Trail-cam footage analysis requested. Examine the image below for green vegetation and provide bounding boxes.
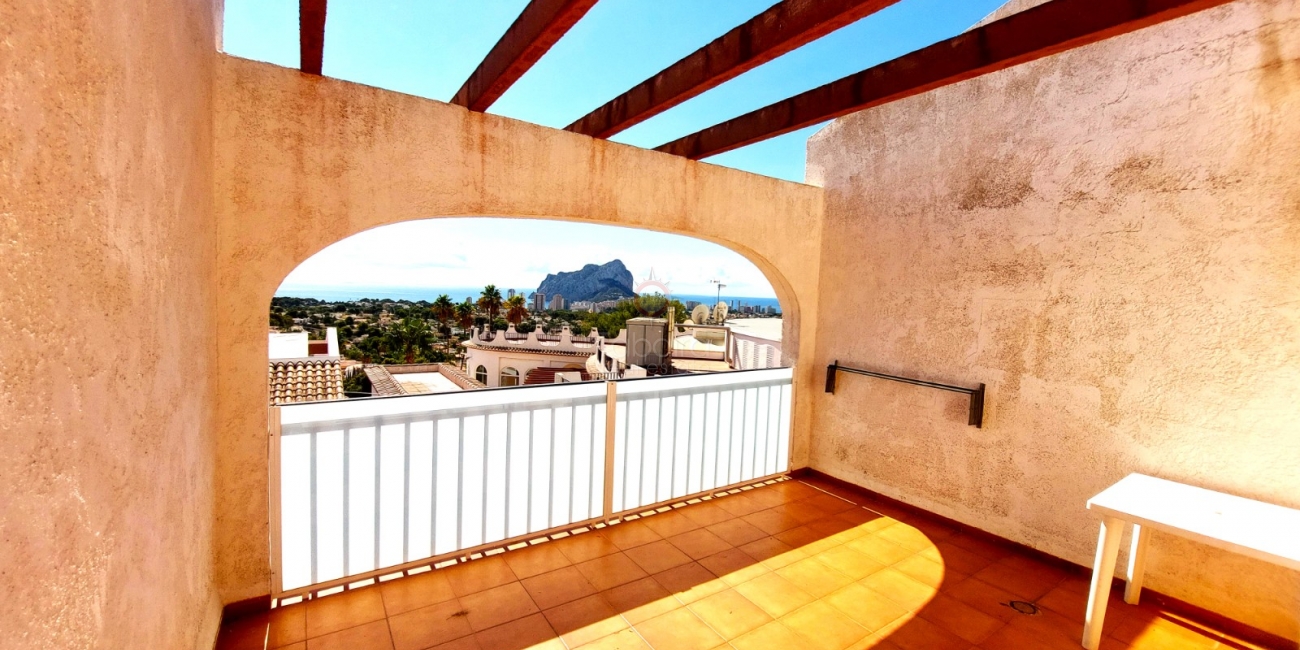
[268,289,692,364]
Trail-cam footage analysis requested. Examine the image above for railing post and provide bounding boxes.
[268,405,283,597]
[603,380,617,523]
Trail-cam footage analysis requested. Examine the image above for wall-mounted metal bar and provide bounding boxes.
[825,360,985,428]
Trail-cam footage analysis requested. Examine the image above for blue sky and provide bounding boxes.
[225,0,1008,298]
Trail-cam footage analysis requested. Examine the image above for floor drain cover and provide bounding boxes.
[1005,600,1041,615]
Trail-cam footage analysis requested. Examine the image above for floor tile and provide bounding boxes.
[920,540,998,576]
[520,565,598,610]
[641,511,702,538]
[914,593,1003,644]
[774,557,854,598]
[822,583,911,633]
[503,543,573,580]
[943,577,1024,624]
[666,528,733,560]
[473,613,564,650]
[781,601,870,650]
[971,558,1063,602]
[576,552,650,591]
[804,494,860,515]
[445,556,518,597]
[542,594,629,647]
[705,518,769,547]
[846,534,917,565]
[458,581,540,632]
[733,572,814,618]
[814,545,887,580]
[697,547,768,586]
[633,607,725,650]
[893,553,956,588]
[379,570,457,616]
[859,568,938,611]
[306,619,392,650]
[388,599,473,650]
[880,615,970,650]
[730,620,809,650]
[602,521,662,550]
[305,588,387,639]
[599,576,679,624]
[624,539,693,574]
[679,502,734,527]
[651,561,728,604]
[742,508,803,535]
[687,588,773,639]
[556,531,621,564]
[738,536,807,569]
[572,627,652,650]
[220,605,308,650]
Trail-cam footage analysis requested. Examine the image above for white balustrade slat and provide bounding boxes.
[274,368,793,594]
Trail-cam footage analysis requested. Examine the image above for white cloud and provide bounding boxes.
[279,218,778,298]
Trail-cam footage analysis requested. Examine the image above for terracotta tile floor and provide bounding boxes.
[216,477,1280,650]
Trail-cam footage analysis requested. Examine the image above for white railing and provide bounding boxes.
[611,371,791,513]
[271,367,794,596]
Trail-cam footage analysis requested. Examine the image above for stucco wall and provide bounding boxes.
[212,56,824,602]
[0,0,220,648]
[807,0,1300,640]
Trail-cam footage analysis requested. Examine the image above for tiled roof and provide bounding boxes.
[364,366,406,397]
[268,358,345,405]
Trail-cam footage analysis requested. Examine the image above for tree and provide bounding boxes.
[478,285,503,323]
[455,299,475,331]
[431,294,455,335]
[390,316,433,364]
[504,294,529,325]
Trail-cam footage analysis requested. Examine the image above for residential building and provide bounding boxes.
[532,291,546,312]
[549,294,565,311]
[267,328,344,405]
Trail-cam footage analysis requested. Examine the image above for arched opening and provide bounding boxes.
[262,216,802,598]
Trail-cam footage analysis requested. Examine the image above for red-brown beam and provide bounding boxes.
[565,0,901,139]
[452,0,600,112]
[656,0,1236,159]
[300,0,327,75]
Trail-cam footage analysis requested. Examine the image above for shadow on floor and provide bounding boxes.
[216,476,1283,650]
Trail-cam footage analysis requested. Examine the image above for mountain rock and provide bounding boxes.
[536,260,635,304]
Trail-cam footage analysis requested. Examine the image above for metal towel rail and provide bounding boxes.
[825,360,985,428]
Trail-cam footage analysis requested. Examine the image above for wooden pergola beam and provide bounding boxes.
[655,0,1236,159]
[453,0,600,112]
[566,0,900,139]
[300,0,327,75]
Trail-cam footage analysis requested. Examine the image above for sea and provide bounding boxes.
[275,286,783,312]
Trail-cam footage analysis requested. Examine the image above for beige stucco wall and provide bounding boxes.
[807,0,1300,640]
[0,0,221,648]
[212,56,824,602]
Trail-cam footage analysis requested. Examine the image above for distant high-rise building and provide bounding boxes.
[533,292,546,312]
[507,288,516,299]
[549,294,565,311]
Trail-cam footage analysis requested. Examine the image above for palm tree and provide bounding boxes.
[455,299,475,331]
[478,285,504,323]
[504,294,529,325]
[390,316,432,364]
[431,294,455,335]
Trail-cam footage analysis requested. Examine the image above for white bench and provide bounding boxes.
[1081,473,1300,649]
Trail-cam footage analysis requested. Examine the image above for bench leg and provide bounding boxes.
[1125,523,1150,605]
[1083,516,1124,650]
